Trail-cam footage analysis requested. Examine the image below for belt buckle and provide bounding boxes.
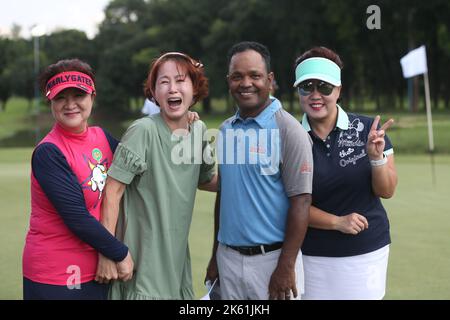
[242,245,265,255]
[260,245,266,255]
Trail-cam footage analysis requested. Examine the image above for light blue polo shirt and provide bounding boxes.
[217,98,313,246]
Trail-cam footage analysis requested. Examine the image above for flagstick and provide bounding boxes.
[423,72,436,186]
[423,72,434,151]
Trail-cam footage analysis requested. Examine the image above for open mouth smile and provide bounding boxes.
[167,97,182,108]
[310,103,324,110]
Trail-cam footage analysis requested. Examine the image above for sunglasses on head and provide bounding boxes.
[297,80,334,96]
[156,52,203,68]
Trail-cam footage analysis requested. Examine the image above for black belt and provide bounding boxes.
[227,242,283,256]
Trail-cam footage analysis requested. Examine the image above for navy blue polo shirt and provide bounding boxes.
[301,105,393,257]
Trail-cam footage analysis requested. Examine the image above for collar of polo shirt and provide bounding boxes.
[301,104,349,132]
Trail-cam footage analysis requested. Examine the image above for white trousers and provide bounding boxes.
[216,243,304,300]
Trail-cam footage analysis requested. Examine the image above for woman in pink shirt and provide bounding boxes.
[22,59,133,300]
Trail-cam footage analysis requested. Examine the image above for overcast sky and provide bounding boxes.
[0,0,111,39]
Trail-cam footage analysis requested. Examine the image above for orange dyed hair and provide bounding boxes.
[144,52,209,106]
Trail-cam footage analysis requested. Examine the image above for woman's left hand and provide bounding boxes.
[117,251,134,282]
[366,115,394,160]
[187,111,200,124]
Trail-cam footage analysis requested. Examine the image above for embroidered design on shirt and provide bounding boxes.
[338,118,365,147]
[300,162,313,174]
[249,145,266,154]
[339,149,367,167]
[339,148,355,158]
[92,148,103,162]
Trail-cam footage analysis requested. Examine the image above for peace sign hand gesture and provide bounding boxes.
[366,115,394,160]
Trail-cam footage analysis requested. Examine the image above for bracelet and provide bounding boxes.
[370,154,387,167]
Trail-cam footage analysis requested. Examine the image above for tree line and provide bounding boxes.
[1,0,450,115]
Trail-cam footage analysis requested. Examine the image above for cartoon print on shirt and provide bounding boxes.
[338,118,365,148]
[89,162,107,194]
[80,148,109,208]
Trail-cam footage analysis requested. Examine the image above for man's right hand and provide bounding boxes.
[204,255,219,284]
[95,253,119,284]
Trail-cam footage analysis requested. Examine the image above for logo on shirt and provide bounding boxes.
[80,148,109,208]
[338,118,365,148]
[337,118,368,167]
[300,162,313,174]
[339,148,355,158]
[92,148,103,162]
[249,145,267,154]
[339,149,367,167]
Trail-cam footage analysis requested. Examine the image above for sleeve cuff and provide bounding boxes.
[108,164,136,185]
[108,143,148,184]
[384,148,394,156]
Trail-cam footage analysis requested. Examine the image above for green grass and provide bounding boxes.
[0,148,32,299]
[383,155,450,299]
[1,148,449,299]
[0,98,33,141]
[2,96,450,154]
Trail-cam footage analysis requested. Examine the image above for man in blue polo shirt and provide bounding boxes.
[205,41,313,300]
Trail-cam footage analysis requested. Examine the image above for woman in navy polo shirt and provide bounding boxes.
[293,47,398,300]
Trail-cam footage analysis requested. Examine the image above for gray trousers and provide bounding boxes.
[216,243,304,300]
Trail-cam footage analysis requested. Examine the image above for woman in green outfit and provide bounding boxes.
[95,52,217,299]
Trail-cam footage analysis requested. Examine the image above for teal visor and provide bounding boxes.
[293,57,341,87]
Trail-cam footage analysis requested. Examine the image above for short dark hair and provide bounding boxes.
[38,59,95,97]
[295,46,344,70]
[227,41,271,73]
